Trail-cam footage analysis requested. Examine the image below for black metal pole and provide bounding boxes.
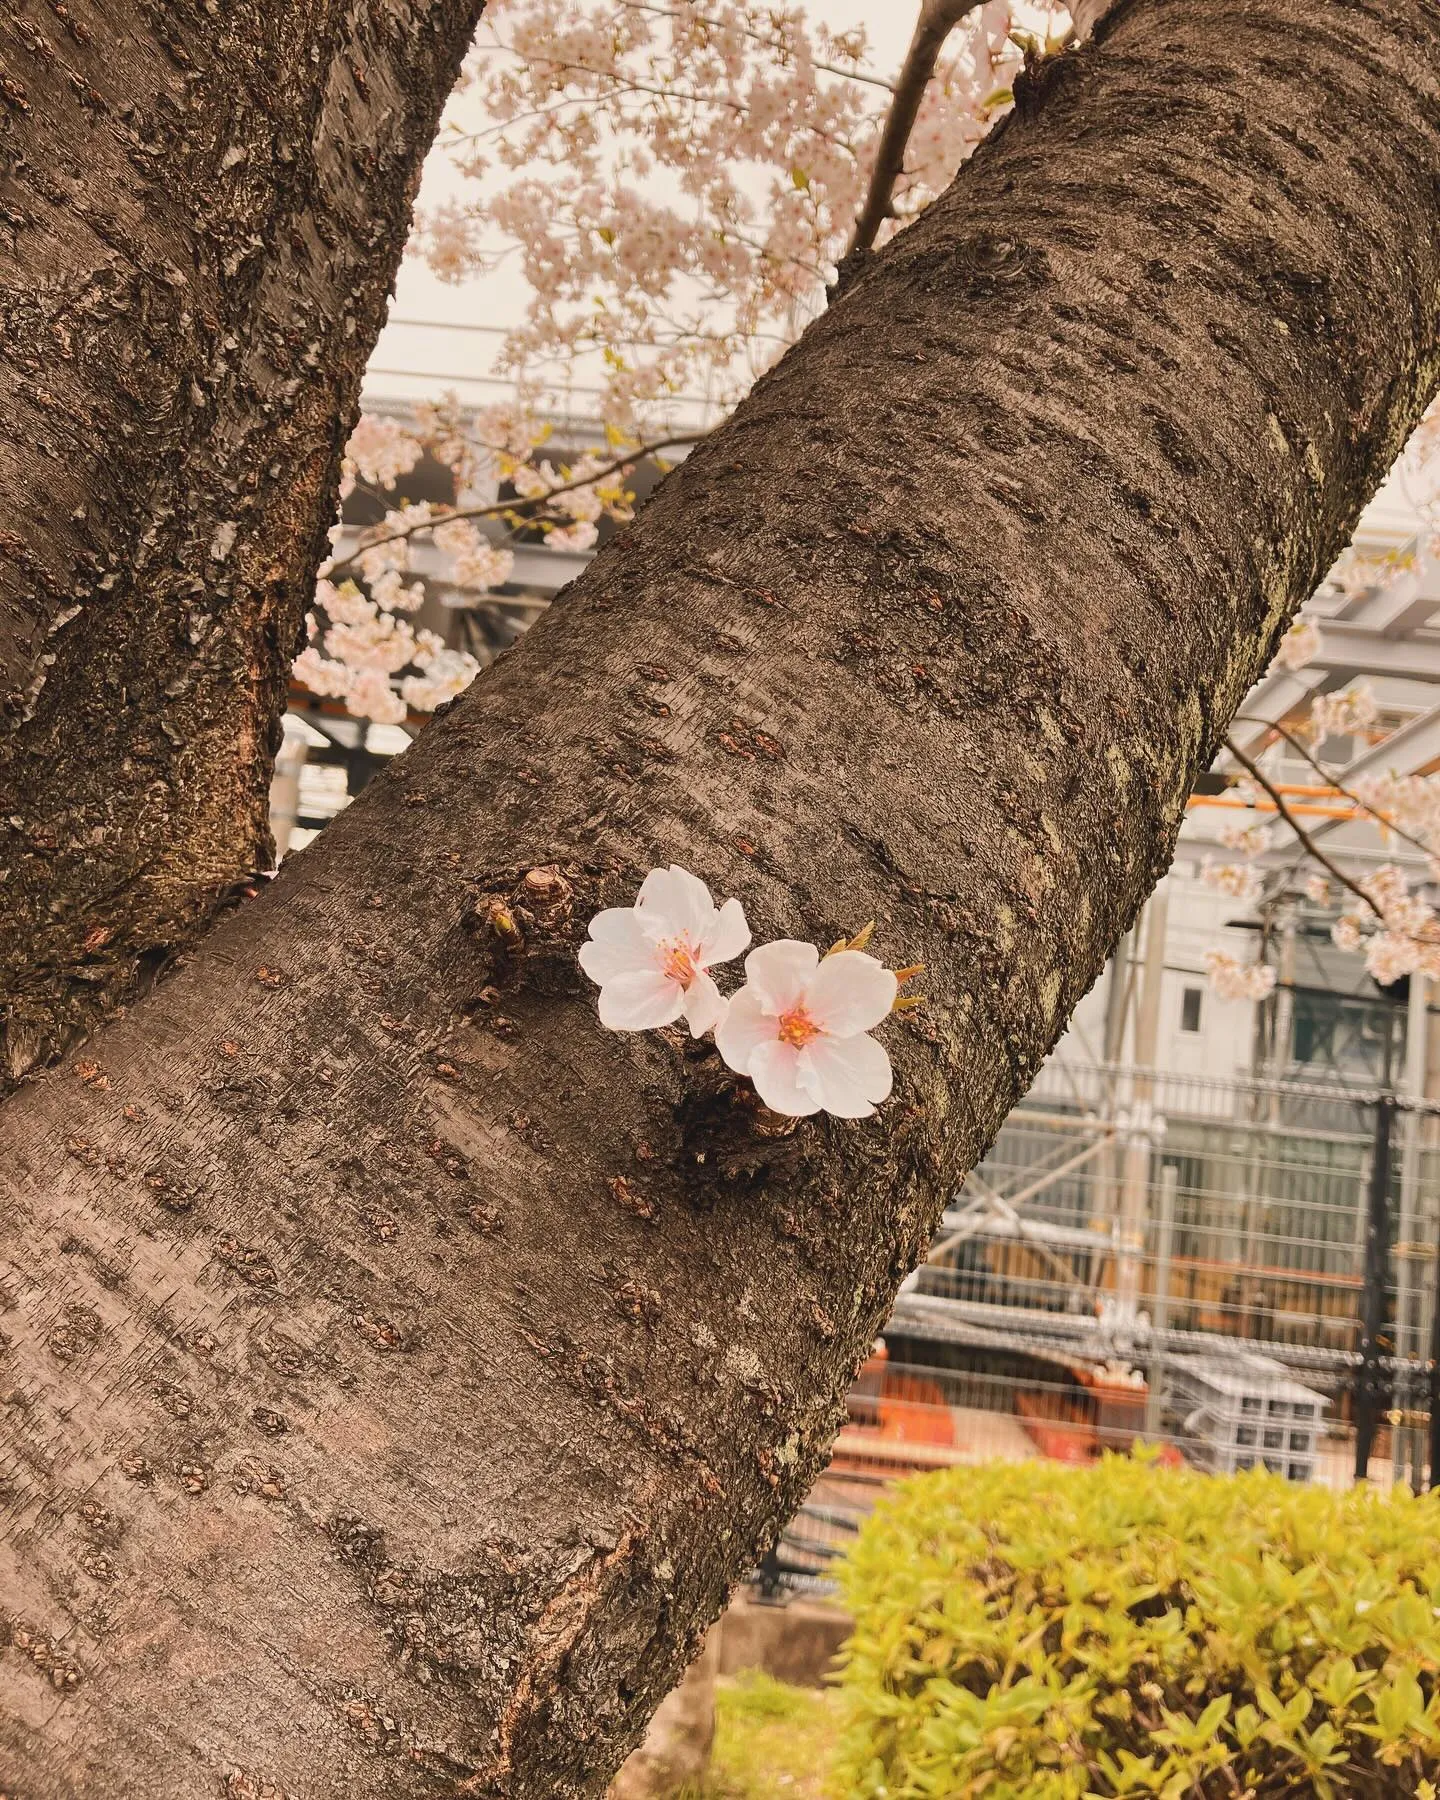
[1426,1189,1440,1493]
[1355,1095,1396,1482]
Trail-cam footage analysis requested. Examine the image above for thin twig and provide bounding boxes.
[846,0,985,257]
[1233,713,1435,859]
[508,57,864,161]
[327,434,704,577]
[619,1,898,92]
[1223,737,1437,943]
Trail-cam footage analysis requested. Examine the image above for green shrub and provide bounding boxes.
[834,1454,1440,1798]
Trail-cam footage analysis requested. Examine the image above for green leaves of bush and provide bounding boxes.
[834,1454,1440,1798]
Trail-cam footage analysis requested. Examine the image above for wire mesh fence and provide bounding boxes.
[917,1063,1398,1346]
[763,1058,1440,1600]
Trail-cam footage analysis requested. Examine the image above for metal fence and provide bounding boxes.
[889,1059,1440,1485]
[763,1060,1440,1600]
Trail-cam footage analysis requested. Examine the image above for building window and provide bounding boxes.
[1180,987,1203,1034]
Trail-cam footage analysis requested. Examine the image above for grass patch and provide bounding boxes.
[687,1670,843,1799]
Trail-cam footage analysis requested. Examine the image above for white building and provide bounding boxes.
[1076,474,1440,1102]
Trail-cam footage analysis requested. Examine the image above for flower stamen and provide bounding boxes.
[776,1005,821,1049]
[659,936,700,987]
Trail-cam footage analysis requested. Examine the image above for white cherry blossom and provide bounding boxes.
[716,940,896,1119]
[1271,616,1322,673]
[1204,950,1277,1002]
[1199,857,1264,906]
[580,865,749,1036]
[1217,817,1273,857]
[344,413,423,490]
[1310,681,1377,741]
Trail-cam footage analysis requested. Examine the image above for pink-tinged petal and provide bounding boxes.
[597,971,684,1031]
[749,1039,822,1117]
[635,865,712,941]
[699,895,750,967]
[681,970,725,1038]
[633,868,684,940]
[665,864,717,936]
[794,1048,825,1106]
[805,1032,892,1118]
[743,939,819,1015]
[587,906,650,946]
[804,951,898,1037]
[714,986,775,1075]
[579,913,659,984]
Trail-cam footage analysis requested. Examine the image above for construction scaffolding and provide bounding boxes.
[878,1051,1440,1488]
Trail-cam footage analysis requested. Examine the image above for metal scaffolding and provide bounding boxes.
[879,885,1440,1490]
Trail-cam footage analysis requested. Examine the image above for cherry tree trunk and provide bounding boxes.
[0,0,484,1083]
[5,0,1440,1794]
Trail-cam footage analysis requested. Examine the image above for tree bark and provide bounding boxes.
[5,0,1440,1794]
[0,0,484,1084]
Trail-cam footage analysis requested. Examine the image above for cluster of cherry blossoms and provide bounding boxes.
[290,1,1065,729]
[293,559,484,726]
[1216,816,1273,858]
[1309,681,1378,744]
[1331,864,1440,987]
[579,865,912,1118]
[291,403,645,725]
[1204,951,1277,1003]
[1342,777,1440,989]
[1352,767,1440,848]
[1198,857,1264,907]
[422,0,1048,434]
[1201,620,1440,991]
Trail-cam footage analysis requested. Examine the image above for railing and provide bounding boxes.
[759,1062,1440,1601]
[904,1059,1440,1490]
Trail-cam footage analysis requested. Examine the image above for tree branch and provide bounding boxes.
[1232,712,1436,859]
[618,2,898,92]
[1223,736,1438,943]
[845,0,985,257]
[326,434,705,577]
[0,0,486,1085]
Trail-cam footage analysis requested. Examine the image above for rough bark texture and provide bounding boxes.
[0,0,484,1084]
[5,0,1440,1793]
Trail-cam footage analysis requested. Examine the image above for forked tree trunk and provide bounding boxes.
[5,1,1440,1794]
[0,0,484,1083]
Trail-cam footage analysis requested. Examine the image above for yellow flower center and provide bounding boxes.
[659,937,700,986]
[777,1005,821,1049]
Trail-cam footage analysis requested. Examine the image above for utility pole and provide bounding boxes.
[1143,1162,1179,1440]
[1091,926,1136,1241]
[1355,1094,1396,1483]
[1393,973,1429,1485]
